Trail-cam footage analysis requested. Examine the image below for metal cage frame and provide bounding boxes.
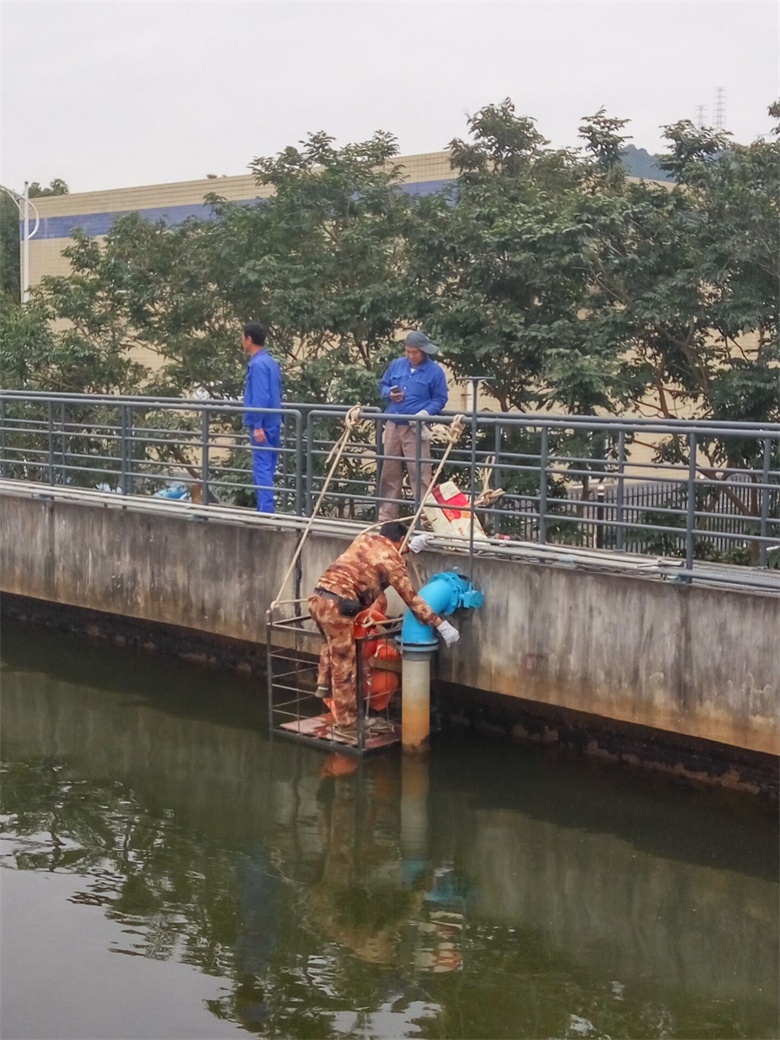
[266,602,404,756]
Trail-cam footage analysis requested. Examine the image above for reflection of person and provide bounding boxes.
[309,759,416,966]
[378,331,449,521]
[308,522,459,736]
[242,322,282,514]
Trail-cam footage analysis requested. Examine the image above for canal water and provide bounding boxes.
[1,620,777,1040]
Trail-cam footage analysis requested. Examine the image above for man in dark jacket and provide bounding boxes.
[378,331,449,520]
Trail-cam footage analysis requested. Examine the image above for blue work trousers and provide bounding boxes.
[250,428,281,513]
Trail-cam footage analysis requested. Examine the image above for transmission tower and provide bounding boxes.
[694,105,707,128]
[713,87,726,130]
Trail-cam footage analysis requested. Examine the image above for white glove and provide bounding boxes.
[437,619,460,647]
[409,532,433,553]
[415,409,432,441]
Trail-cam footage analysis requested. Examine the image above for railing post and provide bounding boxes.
[414,419,423,508]
[686,432,697,570]
[201,407,211,505]
[47,401,54,486]
[759,436,771,568]
[493,421,502,536]
[596,486,605,549]
[466,376,488,579]
[294,411,304,517]
[374,415,384,521]
[119,404,131,495]
[0,397,7,479]
[538,425,548,545]
[59,400,67,486]
[305,409,315,517]
[615,429,626,552]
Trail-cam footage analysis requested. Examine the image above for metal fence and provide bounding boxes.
[1,390,778,571]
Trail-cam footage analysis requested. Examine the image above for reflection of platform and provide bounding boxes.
[280,713,401,751]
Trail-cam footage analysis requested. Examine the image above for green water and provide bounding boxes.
[0,620,777,1040]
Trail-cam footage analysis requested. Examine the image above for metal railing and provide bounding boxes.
[1,390,778,574]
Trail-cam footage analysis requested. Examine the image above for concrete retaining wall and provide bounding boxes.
[1,491,778,765]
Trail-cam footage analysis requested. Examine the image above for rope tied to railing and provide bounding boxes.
[398,414,467,551]
[271,405,368,610]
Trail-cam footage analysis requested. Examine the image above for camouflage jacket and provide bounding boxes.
[316,532,440,628]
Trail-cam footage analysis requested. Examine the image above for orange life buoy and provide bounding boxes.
[353,607,401,711]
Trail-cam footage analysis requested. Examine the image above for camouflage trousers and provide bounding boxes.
[308,594,358,726]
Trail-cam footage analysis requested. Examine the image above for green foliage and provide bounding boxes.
[0,192,21,303]
[28,178,69,198]
[2,105,777,533]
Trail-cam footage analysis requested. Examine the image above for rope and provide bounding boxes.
[271,410,468,609]
[271,405,364,610]
[358,414,468,550]
[399,414,467,551]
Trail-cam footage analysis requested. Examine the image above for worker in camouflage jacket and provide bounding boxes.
[309,521,460,734]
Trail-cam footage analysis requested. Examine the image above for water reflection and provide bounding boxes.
[1,620,778,1039]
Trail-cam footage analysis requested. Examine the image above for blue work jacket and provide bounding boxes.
[379,356,448,422]
[243,350,283,432]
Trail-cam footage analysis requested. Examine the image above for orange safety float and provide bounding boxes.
[353,606,401,712]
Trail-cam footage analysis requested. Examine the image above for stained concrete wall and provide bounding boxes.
[1,491,778,758]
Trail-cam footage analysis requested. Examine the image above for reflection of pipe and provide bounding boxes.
[399,572,483,754]
[400,756,429,868]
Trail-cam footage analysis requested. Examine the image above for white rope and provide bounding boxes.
[271,411,469,609]
[271,405,364,610]
[399,414,468,551]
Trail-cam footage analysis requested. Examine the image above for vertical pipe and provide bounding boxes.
[401,650,433,753]
[400,756,429,865]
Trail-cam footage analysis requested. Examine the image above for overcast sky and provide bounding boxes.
[1,0,778,195]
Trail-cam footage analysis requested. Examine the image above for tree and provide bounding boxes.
[1,179,68,304]
[0,192,21,303]
[407,100,630,417]
[28,179,70,198]
[3,108,776,530]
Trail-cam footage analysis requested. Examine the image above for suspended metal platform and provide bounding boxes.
[266,602,404,755]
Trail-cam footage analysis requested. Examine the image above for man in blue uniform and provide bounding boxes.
[242,322,283,514]
[378,330,449,520]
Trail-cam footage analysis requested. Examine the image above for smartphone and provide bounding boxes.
[390,385,401,393]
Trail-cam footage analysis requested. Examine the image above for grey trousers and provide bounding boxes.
[377,421,432,521]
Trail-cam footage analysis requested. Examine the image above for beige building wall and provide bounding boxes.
[25,152,457,290]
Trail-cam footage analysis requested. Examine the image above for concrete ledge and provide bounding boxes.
[2,487,778,766]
